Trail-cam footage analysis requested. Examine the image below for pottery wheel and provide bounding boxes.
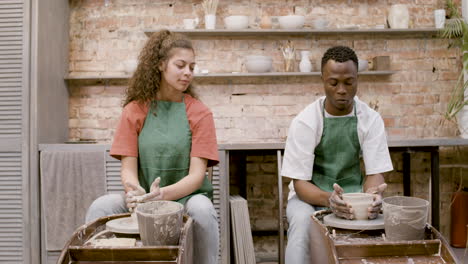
[323,213,384,230]
[106,216,139,234]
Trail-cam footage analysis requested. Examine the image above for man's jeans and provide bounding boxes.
[286,195,328,264]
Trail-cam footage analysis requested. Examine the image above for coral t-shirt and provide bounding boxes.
[110,94,219,167]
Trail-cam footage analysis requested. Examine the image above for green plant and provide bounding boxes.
[440,0,468,123]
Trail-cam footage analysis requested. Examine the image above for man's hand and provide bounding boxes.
[140,177,164,202]
[329,183,354,220]
[365,183,387,219]
[124,182,146,212]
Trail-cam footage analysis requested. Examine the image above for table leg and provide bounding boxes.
[277,150,285,264]
[403,151,411,196]
[431,148,440,230]
[219,150,230,264]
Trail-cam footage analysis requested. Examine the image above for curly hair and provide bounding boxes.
[321,46,358,73]
[123,29,197,107]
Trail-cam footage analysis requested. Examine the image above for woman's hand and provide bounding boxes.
[140,177,164,202]
[124,182,146,212]
[329,183,354,219]
[365,183,387,219]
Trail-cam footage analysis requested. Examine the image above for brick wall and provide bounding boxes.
[68,0,467,256]
[69,0,462,142]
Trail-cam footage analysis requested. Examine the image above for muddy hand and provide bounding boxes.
[329,183,354,220]
[140,177,164,202]
[124,181,146,212]
[366,183,387,219]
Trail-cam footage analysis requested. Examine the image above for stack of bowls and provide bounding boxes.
[278,15,305,29]
[224,15,249,30]
[245,55,272,73]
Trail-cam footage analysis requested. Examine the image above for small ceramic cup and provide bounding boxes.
[342,193,374,220]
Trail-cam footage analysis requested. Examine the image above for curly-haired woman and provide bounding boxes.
[85,30,219,264]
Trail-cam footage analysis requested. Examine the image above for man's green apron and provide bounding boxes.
[311,100,363,193]
[137,99,213,204]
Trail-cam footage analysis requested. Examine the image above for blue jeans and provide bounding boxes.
[86,193,219,264]
[286,194,328,264]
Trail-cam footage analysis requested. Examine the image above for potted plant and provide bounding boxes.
[440,0,468,137]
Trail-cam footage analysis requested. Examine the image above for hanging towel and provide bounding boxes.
[40,150,106,251]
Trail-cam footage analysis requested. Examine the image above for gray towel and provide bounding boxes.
[40,150,106,250]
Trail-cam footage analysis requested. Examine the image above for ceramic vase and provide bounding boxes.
[388,4,409,29]
[205,14,216,29]
[299,51,312,72]
[457,106,468,138]
[463,0,468,22]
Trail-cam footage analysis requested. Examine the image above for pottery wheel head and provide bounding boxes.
[106,216,139,234]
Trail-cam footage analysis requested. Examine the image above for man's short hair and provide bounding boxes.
[321,46,358,72]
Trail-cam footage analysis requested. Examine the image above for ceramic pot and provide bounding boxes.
[299,51,312,72]
[342,193,374,220]
[388,4,409,29]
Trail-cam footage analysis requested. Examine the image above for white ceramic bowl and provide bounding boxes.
[245,55,272,73]
[278,15,305,29]
[313,19,329,29]
[224,15,249,30]
[358,59,369,72]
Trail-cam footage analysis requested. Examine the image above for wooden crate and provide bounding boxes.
[57,213,193,264]
[311,210,460,264]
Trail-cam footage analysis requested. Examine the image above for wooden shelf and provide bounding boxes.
[194,71,396,78]
[144,28,440,37]
[65,76,130,82]
[65,71,396,84]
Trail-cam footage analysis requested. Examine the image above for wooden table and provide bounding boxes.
[218,138,468,263]
[40,138,468,264]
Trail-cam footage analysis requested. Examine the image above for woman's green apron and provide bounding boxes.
[311,101,363,193]
[137,99,213,204]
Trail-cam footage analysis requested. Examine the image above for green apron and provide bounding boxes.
[137,98,213,204]
[311,100,363,193]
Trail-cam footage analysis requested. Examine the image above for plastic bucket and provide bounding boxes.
[383,196,429,241]
[135,200,184,246]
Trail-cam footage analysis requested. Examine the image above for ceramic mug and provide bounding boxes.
[183,18,199,29]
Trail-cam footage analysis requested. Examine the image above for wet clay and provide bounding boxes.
[136,201,184,246]
[383,196,429,241]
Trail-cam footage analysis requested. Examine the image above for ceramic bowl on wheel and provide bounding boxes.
[245,55,272,73]
[278,15,305,29]
[224,15,249,30]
